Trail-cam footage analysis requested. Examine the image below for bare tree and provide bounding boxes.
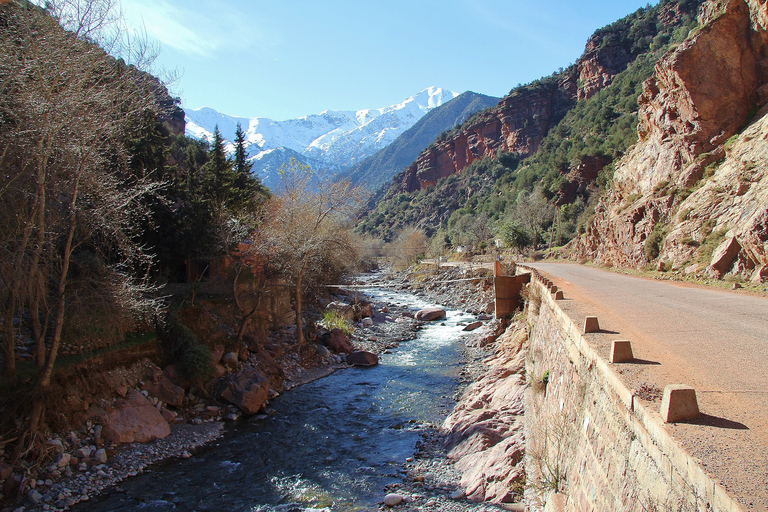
[0,0,168,441]
[262,158,365,347]
[510,188,555,248]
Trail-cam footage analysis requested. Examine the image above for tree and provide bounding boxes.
[510,189,555,247]
[262,158,365,347]
[0,0,167,441]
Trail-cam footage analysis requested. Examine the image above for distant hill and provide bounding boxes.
[336,91,500,192]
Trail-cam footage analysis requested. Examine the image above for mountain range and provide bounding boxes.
[184,87,460,190]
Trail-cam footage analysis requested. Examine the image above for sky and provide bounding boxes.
[120,0,659,121]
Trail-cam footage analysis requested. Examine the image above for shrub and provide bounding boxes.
[321,309,353,336]
[644,225,666,260]
[156,310,213,383]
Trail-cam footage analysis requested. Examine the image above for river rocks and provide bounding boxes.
[216,368,270,415]
[146,375,185,407]
[462,321,483,332]
[347,351,379,367]
[315,344,331,358]
[415,308,446,321]
[28,489,43,504]
[101,390,171,444]
[222,352,239,369]
[383,493,404,506]
[322,328,353,354]
[93,449,108,464]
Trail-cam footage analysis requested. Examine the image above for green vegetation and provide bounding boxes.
[321,310,353,336]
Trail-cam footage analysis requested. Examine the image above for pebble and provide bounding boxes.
[383,493,404,506]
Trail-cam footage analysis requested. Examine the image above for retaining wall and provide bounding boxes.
[518,267,744,512]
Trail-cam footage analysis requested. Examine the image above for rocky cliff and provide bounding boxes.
[399,78,576,193]
[568,0,768,282]
[391,0,698,196]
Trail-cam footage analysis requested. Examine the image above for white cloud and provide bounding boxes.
[120,0,272,59]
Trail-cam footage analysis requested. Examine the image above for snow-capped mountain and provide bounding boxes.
[184,87,459,189]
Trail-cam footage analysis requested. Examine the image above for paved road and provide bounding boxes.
[527,263,768,510]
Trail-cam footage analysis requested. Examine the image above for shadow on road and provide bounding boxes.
[689,413,749,430]
[629,358,661,366]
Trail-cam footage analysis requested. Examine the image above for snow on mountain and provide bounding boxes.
[184,87,459,189]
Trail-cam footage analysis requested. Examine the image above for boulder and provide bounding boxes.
[463,321,483,332]
[211,344,225,365]
[353,301,373,319]
[101,390,171,444]
[315,344,331,358]
[0,462,12,480]
[326,301,354,320]
[147,375,185,407]
[323,328,353,354]
[415,308,446,321]
[222,352,239,369]
[93,448,108,464]
[383,493,404,506]
[216,368,270,415]
[709,236,741,277]
[347,351,379,367]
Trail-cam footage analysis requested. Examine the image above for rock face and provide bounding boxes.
[101,391,171,444]
[397,79,577,193]
[216,368,270,415]
[442,321,528,504]
[568,0,768,279]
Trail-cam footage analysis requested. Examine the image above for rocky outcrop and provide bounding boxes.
[569,0,768,279]
[442,320,528,504]
[577,36,632,100]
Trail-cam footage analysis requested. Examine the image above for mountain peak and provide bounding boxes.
[183,87,459,189]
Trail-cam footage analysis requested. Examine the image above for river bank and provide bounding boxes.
[7,265,527,512]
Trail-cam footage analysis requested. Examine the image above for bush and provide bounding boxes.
[156,310,213,383]
[644,225,666,260]
[321,309,352,336]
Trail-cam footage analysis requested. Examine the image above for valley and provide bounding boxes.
[1,0,767,510]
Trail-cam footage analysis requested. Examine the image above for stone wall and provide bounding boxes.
[521,273,744,511]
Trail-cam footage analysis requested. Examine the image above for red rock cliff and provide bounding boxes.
[401,78,577,192]
[568,0,768,281]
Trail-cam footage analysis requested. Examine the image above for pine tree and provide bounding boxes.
[234,122,252,176]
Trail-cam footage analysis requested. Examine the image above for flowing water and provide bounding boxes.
[74,286,476,512]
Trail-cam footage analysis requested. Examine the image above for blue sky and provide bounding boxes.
[121,0,658,121]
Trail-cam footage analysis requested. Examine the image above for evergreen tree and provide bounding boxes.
[234,122,251,176]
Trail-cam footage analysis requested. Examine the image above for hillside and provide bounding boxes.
[335,91,500,193]
[358,0,702,243]
[567,0,768,282]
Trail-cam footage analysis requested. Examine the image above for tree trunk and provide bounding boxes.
[2,294,16,379]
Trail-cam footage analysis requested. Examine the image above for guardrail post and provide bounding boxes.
[660,384,700,423]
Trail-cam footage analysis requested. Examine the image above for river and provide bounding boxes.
[73,285,478,512]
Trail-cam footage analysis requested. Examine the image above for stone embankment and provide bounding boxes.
[520,265,747,511]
